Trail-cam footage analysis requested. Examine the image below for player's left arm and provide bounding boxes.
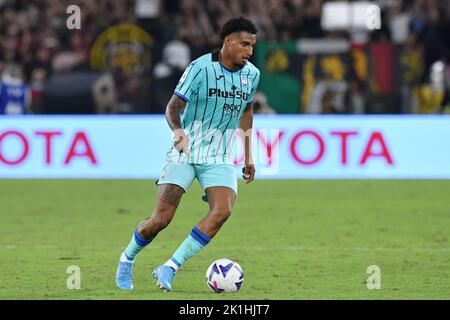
[238,102,255,184]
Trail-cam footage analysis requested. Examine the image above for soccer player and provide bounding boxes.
[115,17,260,292]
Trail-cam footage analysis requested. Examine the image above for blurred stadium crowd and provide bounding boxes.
[1,0,449,115]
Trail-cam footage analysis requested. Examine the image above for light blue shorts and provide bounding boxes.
[156,161,238,195]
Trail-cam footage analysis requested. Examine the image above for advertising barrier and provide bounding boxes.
[1,115,449,179]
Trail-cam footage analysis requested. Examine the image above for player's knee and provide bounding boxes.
[210,206,232,225]
[145,209,174,232]
[152,214,172,231]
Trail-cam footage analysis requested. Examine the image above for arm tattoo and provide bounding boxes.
[165,95,187,131]
[158,184,184,207]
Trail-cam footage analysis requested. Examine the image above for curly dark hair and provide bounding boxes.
[219,16,258,41]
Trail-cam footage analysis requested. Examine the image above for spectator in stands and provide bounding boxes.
[252,91,276,115]
[152,31,191,113]
[52,31,89,73]
[2,0,450,114]
[420,1,449,80]
[0,64,30,115]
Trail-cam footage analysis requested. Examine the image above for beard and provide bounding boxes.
[233,59,247,68]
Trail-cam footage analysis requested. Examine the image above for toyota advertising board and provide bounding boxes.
[1,115,449,179]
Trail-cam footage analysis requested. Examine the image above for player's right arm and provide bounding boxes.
[165,94,190,155]
[166,59,203,155]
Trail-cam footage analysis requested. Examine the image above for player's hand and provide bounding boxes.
[242,163,255,184]
[173,129,190,156]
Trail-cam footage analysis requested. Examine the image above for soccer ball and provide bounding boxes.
[205,258,244,293]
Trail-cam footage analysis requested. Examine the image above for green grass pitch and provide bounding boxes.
[0,179,449,299]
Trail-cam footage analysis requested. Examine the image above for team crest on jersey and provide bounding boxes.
[242,76,248,86]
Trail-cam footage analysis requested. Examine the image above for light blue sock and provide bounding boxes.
[164,226,211,271]
[124,229,153,260]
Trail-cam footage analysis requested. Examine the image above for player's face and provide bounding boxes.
[227,32,256,68]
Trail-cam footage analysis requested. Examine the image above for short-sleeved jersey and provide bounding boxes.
[168,51,260,164]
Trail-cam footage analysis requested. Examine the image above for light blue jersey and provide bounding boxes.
[168,51,260,164]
